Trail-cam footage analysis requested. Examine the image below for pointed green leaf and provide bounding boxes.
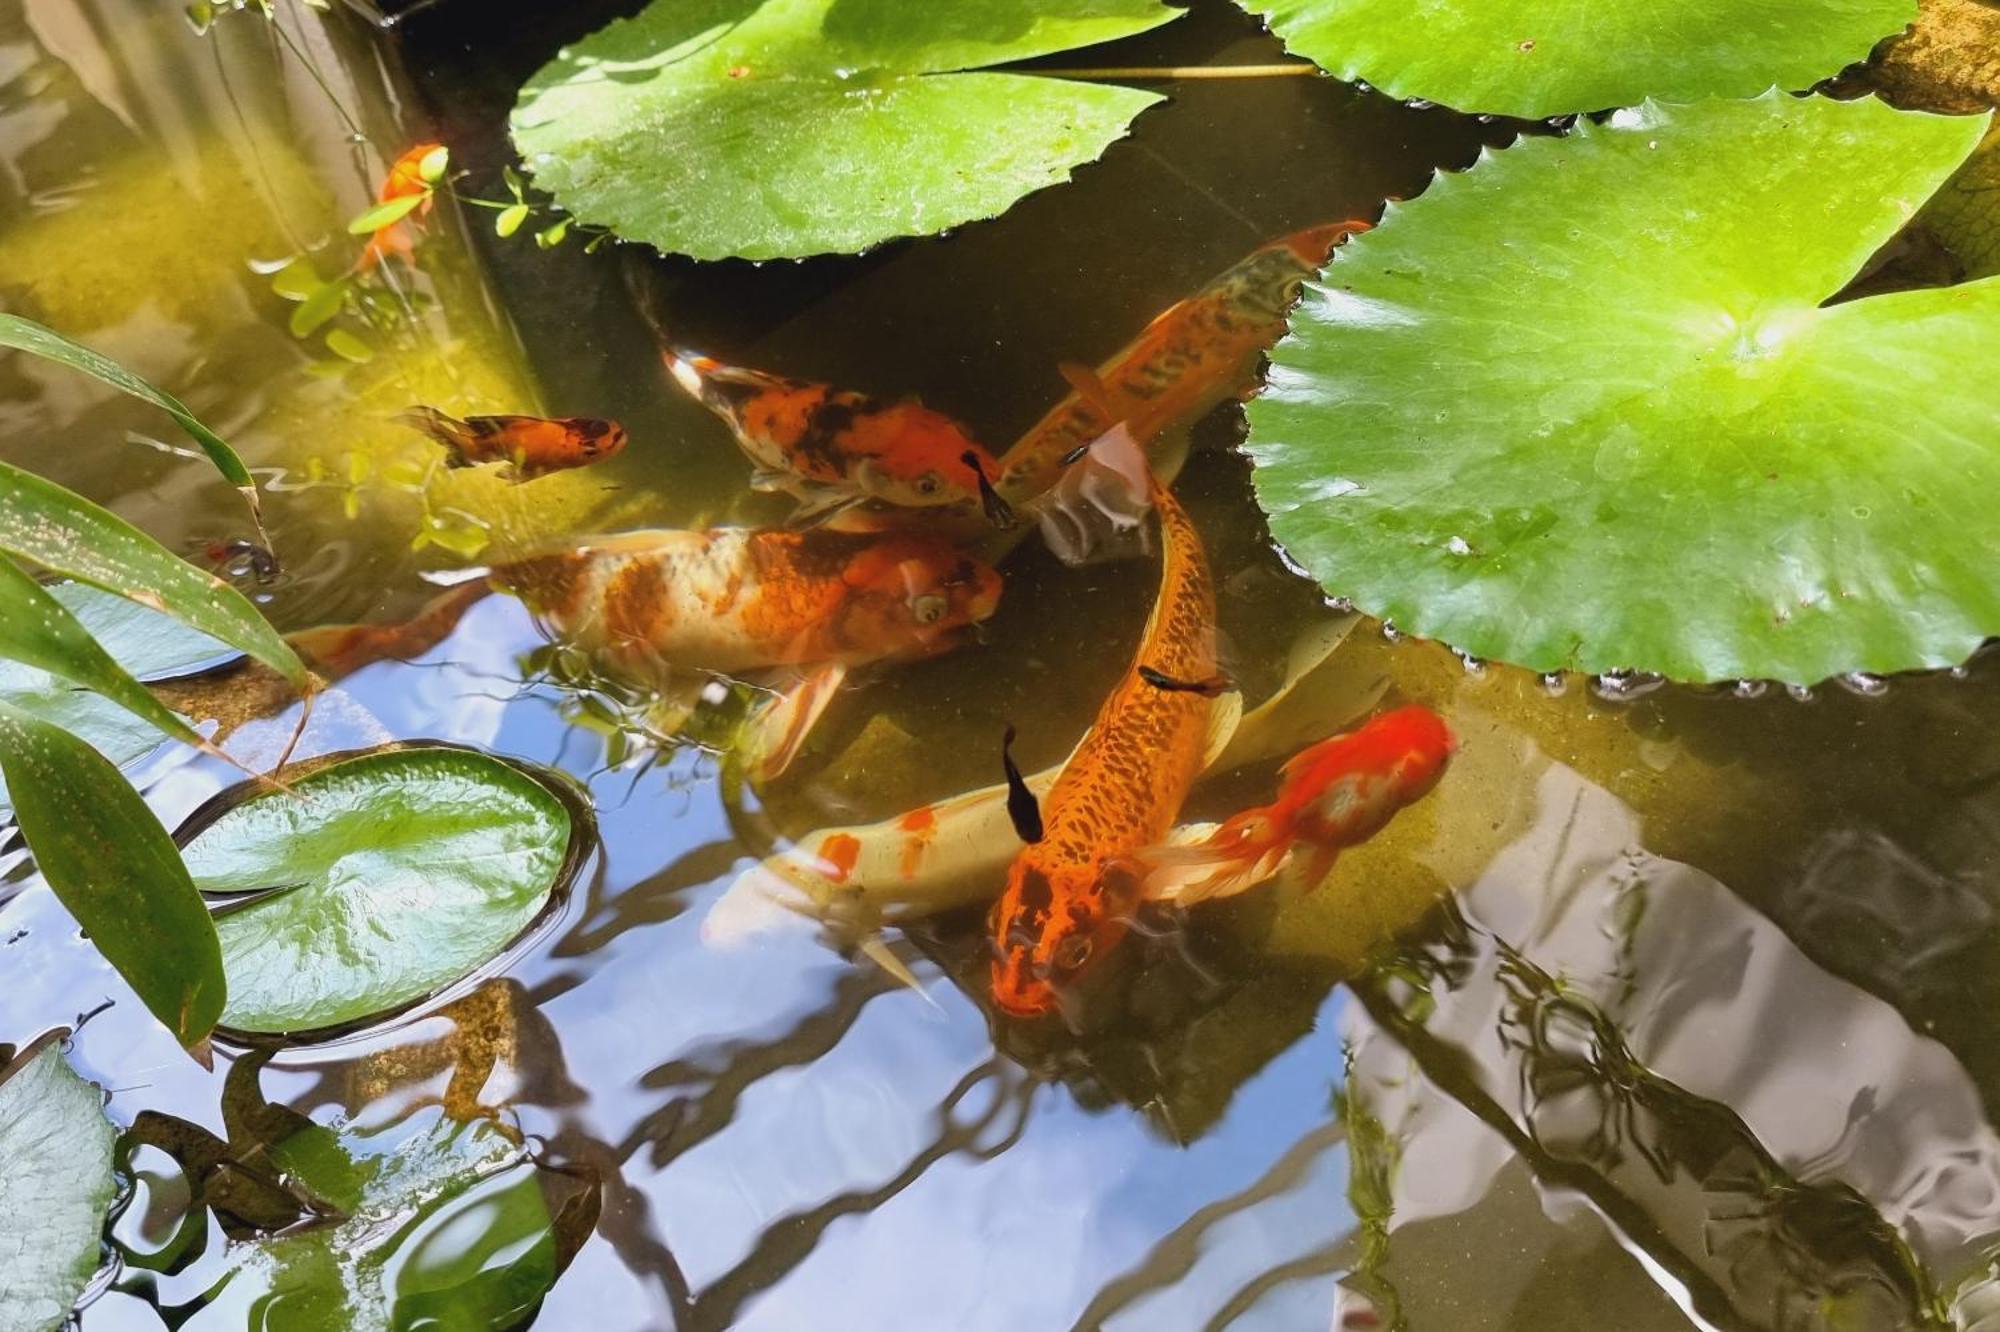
[495,202,530,238]
[0,459,307,688]
[0,560,212,754]
[0,313,259,500]
[178,747,583,1037]
[1240,0,1918,117]
[1246,95,2000,684]
[511,0,1180,260]
[286,280,346,339]
[0,702,226,1051]
[345,192,427,235]
[0,1033,118,1332]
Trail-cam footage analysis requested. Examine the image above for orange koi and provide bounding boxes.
[990,434,1223,1018]
[1143,706,1455,906]
[994,220,1371,506]
[398,406,628,481]
[664,350,1012,525]
[494,527,1000,679]
[358,141,444,270]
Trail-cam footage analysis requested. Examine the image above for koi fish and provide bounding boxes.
[663,350,1012,526]
[197,538,280,586]
[493,527,1000,679]
[1142,705,1455,907]
[989,429,1225,1018]
[358,141,444,270]
[993,220,1371,507]
[398,406,628,481]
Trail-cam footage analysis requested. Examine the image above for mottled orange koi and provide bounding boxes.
[994,220,1371,505]
[1145,706,1455,905]
[990,456,1220,1018]
[664,350,1011,524]
[399,406,627,481]
[494,527,1000,679]
[358,141,443,270]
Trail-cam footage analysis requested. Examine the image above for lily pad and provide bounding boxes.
[0,1032,117,1332]
[176,747,584,1038]
[1245,94,2000,684]
[1239,0,1917,117]
[511,0,1180,260]
[0,581,235,816]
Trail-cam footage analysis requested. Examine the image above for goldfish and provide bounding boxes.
[358,141,444,270]
[993,221,1371,507]
[398,406,628,481]
[989,429,1225,1018]
[1142,706,1456,907]
[493,527,1000,679]
[663,350,1012,526]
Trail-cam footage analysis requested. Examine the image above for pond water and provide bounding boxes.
[2,1,1998,1329]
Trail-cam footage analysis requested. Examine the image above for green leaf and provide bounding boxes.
[0,313,263,515]
[287,279,346,339]
[0,459,308,689]
[495,203,530,238]
[1239,0,1917,117]
[0,560,213,754]
[345,192,427,235]
[186,1111,577,1330]
[268,258,322,302]
[0,582,236,818]
[321,329,374,364]
[0,1033,118,1332]
[178,747,582,1037]
[0,702,226,1053]
[534,217,570,249]
[510,0,1180,260]
[417,144,451,185]
[1246,95,2000,684]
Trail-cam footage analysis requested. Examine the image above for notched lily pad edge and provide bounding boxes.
[171,742,597,1049]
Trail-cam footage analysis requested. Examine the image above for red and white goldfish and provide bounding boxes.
[992,220,1371,506]
[989,432,1225,1018]
[399,406,628,481]
[493,527,1001,679]
[1143,706,1455,907]
[358,141,444,271]
[663,350,1012,525]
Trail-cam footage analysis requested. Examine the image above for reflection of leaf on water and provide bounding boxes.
[1337,1051,1407,1331]
[0,1031,118,1332]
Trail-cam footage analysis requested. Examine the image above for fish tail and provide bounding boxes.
[396,406,474,466]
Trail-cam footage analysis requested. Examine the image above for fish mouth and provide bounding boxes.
[989,962,1058,1018]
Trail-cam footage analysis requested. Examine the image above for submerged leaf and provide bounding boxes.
[0,460,308,689]
[511,0,1180,260]
[1239,0,1917,117]
[1246,95,2000,683]
[0,703,226,1051]
[178,747,582,1037]
[346,192,427,235]
[0,1033,118,1332]
[0,313,264,523]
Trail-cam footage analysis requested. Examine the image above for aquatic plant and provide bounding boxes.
[1245,94,2000,683]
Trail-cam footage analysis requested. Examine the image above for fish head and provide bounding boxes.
[1289,706,1455,845]
[834,536,1000,659]
[578,417,629,461]
[851,407,1001,512]
[989,853,1143,1019]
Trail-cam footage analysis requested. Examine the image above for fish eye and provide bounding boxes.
[911,592,947,624]
[1053,934,1093,972]
[915,473,941,496]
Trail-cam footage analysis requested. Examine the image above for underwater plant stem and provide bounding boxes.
[1032,63,1318,81]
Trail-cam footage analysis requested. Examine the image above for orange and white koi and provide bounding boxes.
[989,431,1224,1018]
[994,220,1371,506]
[1142,706,1455,907]
[358,141,444,270]
[398,406,628,481]
[493,527,1001,679]
[664,350,1012,525]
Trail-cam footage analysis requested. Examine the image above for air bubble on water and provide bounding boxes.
[1327,595,1355,614]
[1445,535,1473,556]
[1381,620,1403,642]
[1731,679,1768,700]
[1451,647,1486,677]
[1590,669,1664,702]
[1951,665,1972,681]
[1835,671,1887,698]
[700,680,730,706]
[1539,671,1567,696]
[1785,682,1816,703]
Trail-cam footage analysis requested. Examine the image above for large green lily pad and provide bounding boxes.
[0,1033,117,1332]
[1239,0,1917,117]
[511,0,1180,260]
[1246,94,2000,684]
[177,747,583,1038]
